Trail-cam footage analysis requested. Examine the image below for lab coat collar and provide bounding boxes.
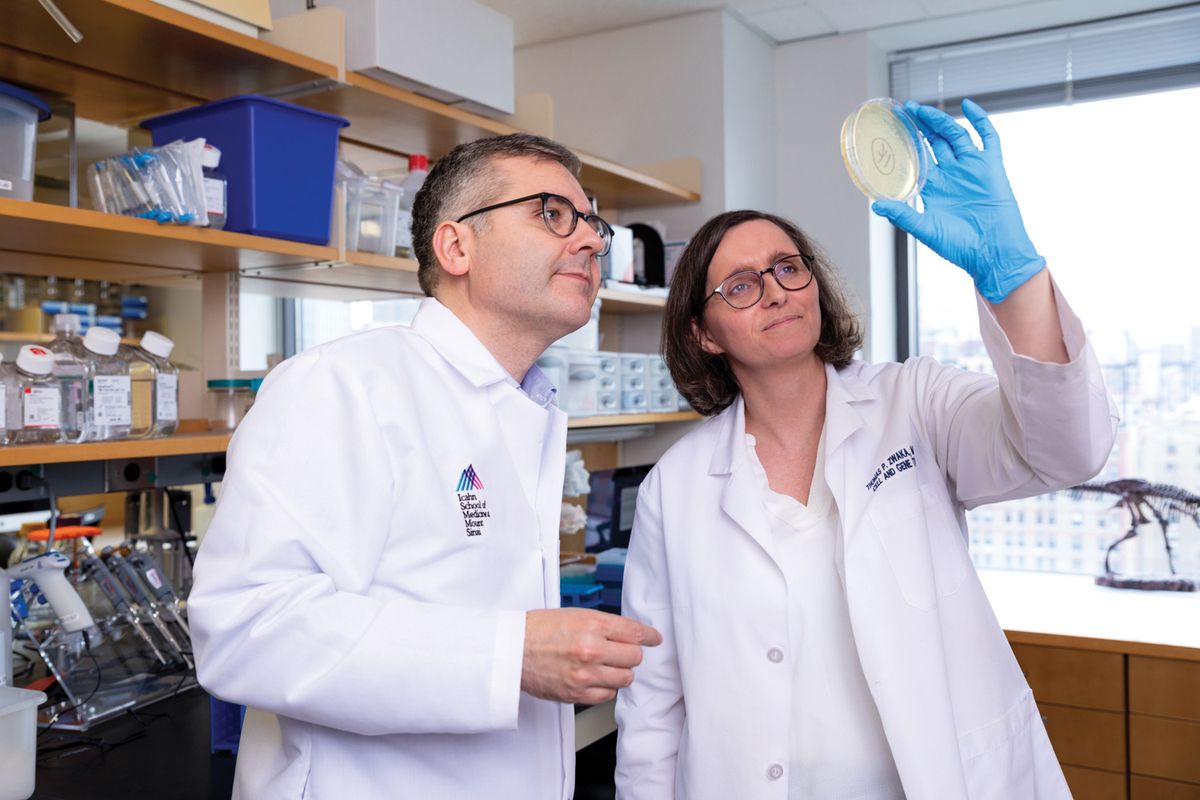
[823,360,876,455]
[705,360,877,477]
[410,298,526,391]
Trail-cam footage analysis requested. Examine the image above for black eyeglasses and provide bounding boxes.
[456,192,614,257]
[703,254,815,310]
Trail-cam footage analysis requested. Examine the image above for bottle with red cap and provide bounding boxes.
[395,153,429,259]
[7,345,62,444]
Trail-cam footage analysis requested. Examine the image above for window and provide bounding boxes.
[894,7,1200,578]
[295,297,423,353]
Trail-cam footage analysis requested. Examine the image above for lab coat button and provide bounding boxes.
[767,763,784,780]
[767,647,784,663]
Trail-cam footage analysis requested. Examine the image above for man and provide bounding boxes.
[189,134,662,799]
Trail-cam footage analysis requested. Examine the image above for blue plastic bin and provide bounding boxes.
[142,96,349,244]
[209,696,247,754]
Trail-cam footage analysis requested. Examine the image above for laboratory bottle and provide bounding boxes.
[82,326,132,441]
[202,144,227,230]
[0,356,8,444]
[48,313,87,443]
[394,153,429,259]
[7,345,61,444]
[126,330,178,438]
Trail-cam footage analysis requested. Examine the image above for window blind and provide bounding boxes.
[890,4,1200,112]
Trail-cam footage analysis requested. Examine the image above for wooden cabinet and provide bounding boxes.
[1063,765,1128,800]
[1010,644,1200,799]
[1012,644,1125,712]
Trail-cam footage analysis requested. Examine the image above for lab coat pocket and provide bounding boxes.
[868,483,967,611]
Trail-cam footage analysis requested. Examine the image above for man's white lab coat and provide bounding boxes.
[189,299,573,799]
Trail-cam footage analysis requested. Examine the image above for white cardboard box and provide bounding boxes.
[306,0,514,116]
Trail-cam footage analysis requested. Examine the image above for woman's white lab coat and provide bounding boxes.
[615,285,1118,799]
[188,299,574,799]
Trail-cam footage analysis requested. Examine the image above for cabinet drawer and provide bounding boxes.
[1039,703,1126,772]
[1012,644,1124,711]
[1132,775,1200,800]
[1062,765,1127,800]
[1130,656,1200,722]
[1131,714,1200,784]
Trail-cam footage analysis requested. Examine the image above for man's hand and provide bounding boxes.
[521,608,663,705]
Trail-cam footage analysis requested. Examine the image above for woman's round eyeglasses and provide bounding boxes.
[703,254,815,310]
[456,192,614,257]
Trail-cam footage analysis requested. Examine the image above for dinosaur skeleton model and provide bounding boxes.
[1070,479,1200,592]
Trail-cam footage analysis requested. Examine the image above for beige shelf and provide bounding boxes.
[598,287,668,313]
[293,73,699,209]
[568,411,699,429]
[0,431,231,468]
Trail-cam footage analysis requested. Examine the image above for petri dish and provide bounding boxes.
[840,98,930,201]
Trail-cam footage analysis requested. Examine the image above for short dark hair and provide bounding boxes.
[410,134,582,296]
[663,209,864,416]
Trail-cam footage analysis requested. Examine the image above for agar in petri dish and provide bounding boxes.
[840,98,930,201]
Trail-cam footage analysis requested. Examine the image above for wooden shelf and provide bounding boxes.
[0,199,335,279]
[598,287,668,312]
[568,411,699,429]
[0,0,335,125]
[0,431,231,468]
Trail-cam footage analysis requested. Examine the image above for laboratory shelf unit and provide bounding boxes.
[0,198,336,280]
[567,412,700,429]
[597,288,668,313]
[0,0,335,125]
[0,432,231,468]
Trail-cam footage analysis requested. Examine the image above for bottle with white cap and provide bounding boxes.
[48,312,87,442]
[82,327,131,441]
[125,330,179,438]
[0,353,8,444]
[7,345,61,444]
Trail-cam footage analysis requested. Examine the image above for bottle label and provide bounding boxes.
[23,386,61,429]
[0,384,6,429]
[203,177,226,215]
[156,374,179,422]
[93,375,132,426]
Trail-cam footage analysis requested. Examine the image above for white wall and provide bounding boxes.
[721,16,777,214]
[514,10,778,241]
[774,32,896,361]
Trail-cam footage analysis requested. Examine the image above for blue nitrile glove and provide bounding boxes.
[872,99,1045,304]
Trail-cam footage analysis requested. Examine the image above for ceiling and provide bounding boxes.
[478,0,1188,49]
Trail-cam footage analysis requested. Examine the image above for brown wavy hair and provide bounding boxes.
[663,210,864,416]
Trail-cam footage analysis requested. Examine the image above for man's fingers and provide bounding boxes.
[590,665,636,691]
[601,641,645,670]
[603,615,663,647]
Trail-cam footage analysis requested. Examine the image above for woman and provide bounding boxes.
[614,101,1118,799]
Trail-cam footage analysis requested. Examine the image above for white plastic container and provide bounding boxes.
[347,177,402,255]
[48,313,87,443]
[82,327,132,441]
[619,354,647,391]
[7,345,61,444]
[566,351,601,417]
[0,82,51,202]
[0,686,47,800]
[125,331,178,438]
[394,154,428,259]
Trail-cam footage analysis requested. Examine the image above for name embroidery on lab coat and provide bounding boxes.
[456,464,492,536]
[865,445,917,493]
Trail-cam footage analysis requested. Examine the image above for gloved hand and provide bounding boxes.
[872,99,1045,304]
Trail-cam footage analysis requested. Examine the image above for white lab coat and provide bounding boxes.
[189,299,574,799]
[615,284,1118,799]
